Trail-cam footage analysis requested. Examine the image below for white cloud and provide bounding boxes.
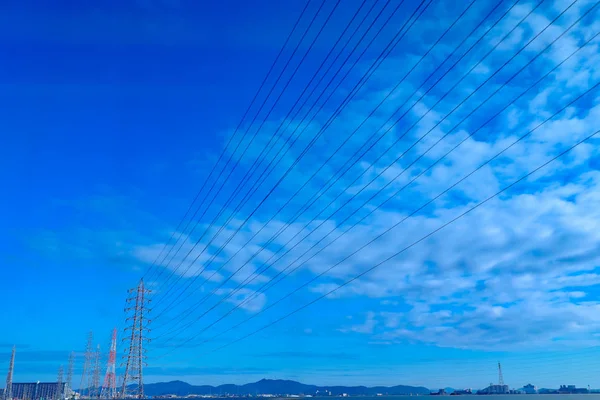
[132,0,600,352]
[215,288,267,313]
[339,312,377,334]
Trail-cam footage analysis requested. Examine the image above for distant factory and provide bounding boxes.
[520,384,537,394]
[476,384,509,395]
[558,385,589,394]
[3,382,68,400]
[476,362,509,395]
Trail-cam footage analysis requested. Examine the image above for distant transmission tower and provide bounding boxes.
[67,352,75,397]
[91,345,101,398]
[498,362,505,386]
[56,365,64,400]
[80,332,94,398]
[121,279,151,399]
[100,329,117,399]
[4,346,15,400]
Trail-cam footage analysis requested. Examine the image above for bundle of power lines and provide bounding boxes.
[138,0,600,362]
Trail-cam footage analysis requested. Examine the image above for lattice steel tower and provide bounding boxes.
[498,362,505,386]
[4,346,15,400]
[91,345,101,398]
[100,329,118,399]
[121,279,151,399]
[80,332,95,398]
[67,352,75,398]
[56,365,64,400]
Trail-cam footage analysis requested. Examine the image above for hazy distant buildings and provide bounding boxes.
[451,389,473,395]
[558,385,589,394]
[6,382,67,400]
[519,384,537,394]
[477,384,509,395]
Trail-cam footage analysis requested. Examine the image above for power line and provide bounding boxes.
[143,0,318,284]
[152,2,599,354]
[208,129,600,356]
[186,0,577,326]
[151,0,432,322]
[151,0,345,299]
[151,0,492,334]
[149,0,511,340]
[209,0,598,337]
[149,0,420,310]
[151,0,366,302]
[151,0,541,339]
[164,73,600,359]
[143,1,315,284]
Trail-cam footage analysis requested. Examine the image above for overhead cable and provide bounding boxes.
[147,0,331,287]
[151,0,430,316]
[151,0,490,332]
[153,0,599,352]
[142,0,315,283]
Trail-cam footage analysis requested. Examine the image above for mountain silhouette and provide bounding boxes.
[142,379,430,396]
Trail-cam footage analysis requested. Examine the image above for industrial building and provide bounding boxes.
[4,382,67,400]
[476,362,509,394]
[520,384,537,394]
[476,384,509,395]
[558,385,589,394]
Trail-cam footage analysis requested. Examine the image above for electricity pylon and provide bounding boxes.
[4,346,15,400]
[121,279,151,399]
[80,332,94,398]
[100,329,117,399]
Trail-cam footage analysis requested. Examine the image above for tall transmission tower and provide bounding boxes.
[80,332,94,398]
[91,345,101,398]
[121,279,151,399]
[498,362,505,386]
[4,346,15,400]
[66,352,75,398]
[56,365,64,400]
[100,329,117,399]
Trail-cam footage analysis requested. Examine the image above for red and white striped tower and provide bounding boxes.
[100,329,118,399]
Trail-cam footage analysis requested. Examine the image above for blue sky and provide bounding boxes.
[2,0,600,391]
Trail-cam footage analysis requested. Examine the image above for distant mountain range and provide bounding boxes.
[142,379,431,396]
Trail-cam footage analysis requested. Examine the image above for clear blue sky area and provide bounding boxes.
[2,0,600,391]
